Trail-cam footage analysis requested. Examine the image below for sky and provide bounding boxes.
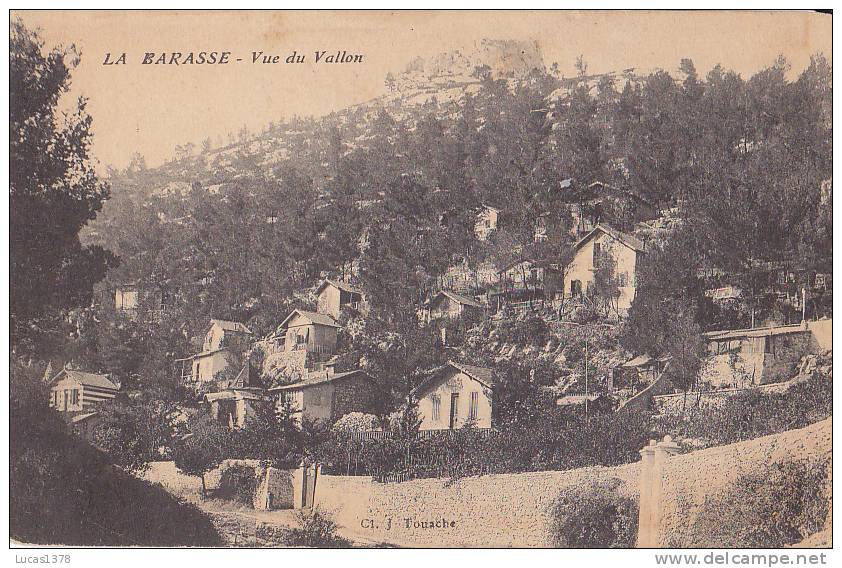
[14,10,832,170]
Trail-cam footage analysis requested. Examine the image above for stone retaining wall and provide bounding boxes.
[657,418,832,547]
[314,464,640,547]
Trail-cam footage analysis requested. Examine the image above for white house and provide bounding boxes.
[475,205,500,241]
[114,283,139,313]
[48,368,119,413]
[412,361,494,430]
[182,319,253,384]
[563,223,645,314]
[315,279,364,320]
[273,309,340,359]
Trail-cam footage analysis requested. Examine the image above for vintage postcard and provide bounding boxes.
[8,9,833,554]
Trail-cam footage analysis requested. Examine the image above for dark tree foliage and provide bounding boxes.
[74,52,830,415]
[10,19,116,351]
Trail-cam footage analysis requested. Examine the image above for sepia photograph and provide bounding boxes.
[7,8,834,554]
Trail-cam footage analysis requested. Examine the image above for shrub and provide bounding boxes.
[656,378,832,448]
[320,408,657,480]
[285,507,351,548]
[217,464,258,506]
[551,477,638,548]
[684,457,830,548]
[332,412,380,433]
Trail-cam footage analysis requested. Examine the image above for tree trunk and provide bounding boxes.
[200,473,207,499]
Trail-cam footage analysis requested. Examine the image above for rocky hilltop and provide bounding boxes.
[401,39,545,81]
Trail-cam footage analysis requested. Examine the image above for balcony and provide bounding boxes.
[288,343,334,357]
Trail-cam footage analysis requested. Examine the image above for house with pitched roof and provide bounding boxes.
[315,279,365,320]
[562,223,646,313]
[48,368,119,413]
[412,361,495,430]
[269,368,379,424]
[273,309,340,361]
[261,308,344,383]
[181,318,253,384]
[426,290,486,322]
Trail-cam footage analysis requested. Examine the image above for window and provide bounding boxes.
[571,280,582,296]
[469,392,479,421]
[593,242,602,265]
[72,389,80,406]
[53,391,58,407]
[618,271,629,286]
[431,395,441,422]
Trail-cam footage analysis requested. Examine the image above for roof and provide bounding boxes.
[430,290,485,309]
[703,324,808,342]
[71,412,99,424]
[277,309,341,331]
[556,394,601,406]
[204,389,268,402]
[572,223,646,254]
[622,354,654,368]
[209,319,252,334]
[499,257,560,274]
[448,361,495,388]
[315,279,363,296]
[269,369,374,391]
[412,360,495,396]
[188,348,227,360]
[51,369,119,391]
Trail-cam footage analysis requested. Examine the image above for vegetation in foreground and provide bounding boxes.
[656,376,832,450]
[10,362,222,546]
[551,477,638,548]
[674,456,831,548]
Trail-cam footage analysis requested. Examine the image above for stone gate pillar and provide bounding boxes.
[637,440,657,547]
[637,436,681,547]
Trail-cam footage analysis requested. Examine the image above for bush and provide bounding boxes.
[320,409,657,480]
[656,378,832,448]
[684,457,830,547]
[551,477,638,548]
[217,464,258,506]
[285,507,351,548]
[332,412,380,433]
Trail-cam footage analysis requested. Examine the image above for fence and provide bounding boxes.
[345,428,495,442]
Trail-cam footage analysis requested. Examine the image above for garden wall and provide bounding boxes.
[314,419,831,548]
[657,418,832,547]
[314,464,640,547]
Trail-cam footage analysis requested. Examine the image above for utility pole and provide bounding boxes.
[802,287,807,323]
[584,335,589,421]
